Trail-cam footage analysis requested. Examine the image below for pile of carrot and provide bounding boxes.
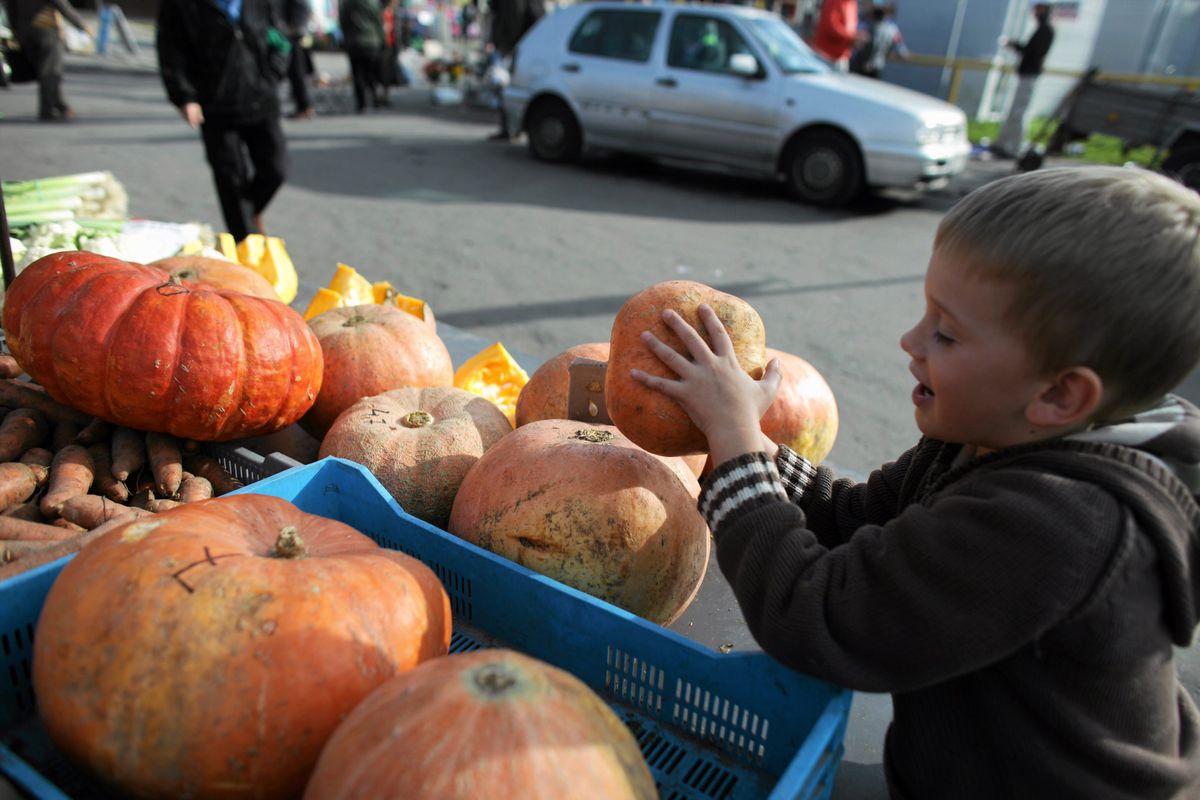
[0,367,244,581]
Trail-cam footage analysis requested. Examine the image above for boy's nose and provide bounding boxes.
[899,325,919,357]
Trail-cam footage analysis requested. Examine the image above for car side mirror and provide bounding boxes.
[729,53,761,78]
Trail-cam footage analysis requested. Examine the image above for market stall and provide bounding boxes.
[0,173,851,800]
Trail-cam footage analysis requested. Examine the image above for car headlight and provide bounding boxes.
[917,123,964,145]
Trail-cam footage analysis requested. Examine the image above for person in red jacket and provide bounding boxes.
[811,0,857,71]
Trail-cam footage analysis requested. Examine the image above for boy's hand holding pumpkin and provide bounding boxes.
[632,304,781,466]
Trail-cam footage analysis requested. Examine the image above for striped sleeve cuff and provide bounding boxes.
[775,445,818,502]
[698,451,788,536]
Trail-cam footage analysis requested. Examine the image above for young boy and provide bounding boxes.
[631,166,1200,799]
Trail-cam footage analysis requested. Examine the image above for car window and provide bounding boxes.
[666,14,755,75]
[745,16,829,74]
[568,10,661,63]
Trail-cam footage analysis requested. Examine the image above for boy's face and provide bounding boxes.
[900,248,1052,451]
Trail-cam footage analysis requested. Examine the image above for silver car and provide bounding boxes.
[503,2,970,206]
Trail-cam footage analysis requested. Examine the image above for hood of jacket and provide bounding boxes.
[1060,394,1200,644]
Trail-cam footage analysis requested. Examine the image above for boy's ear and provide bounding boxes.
[1026,367,1105,429]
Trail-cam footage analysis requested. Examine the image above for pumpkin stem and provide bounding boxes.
[403,410,434,428]
[269,526,307,559]
[572,429,615,443]
[342,314,369,327]
[473,663,519,696]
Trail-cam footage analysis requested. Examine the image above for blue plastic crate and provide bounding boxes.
[0,457,852,799]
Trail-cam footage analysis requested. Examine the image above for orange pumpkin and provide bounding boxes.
[301,304,455,440]
[32,495,451,800]
[319,386,513,528]
[304,649,657,800]
[606,280,766,456]
[448,419,709,624]
[2,251,322,442]
[761,347,839,463]
[152,254,278,300]
[514,342,610,427]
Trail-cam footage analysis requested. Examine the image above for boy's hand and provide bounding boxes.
[181,102,204,129]
[631,304,781,466]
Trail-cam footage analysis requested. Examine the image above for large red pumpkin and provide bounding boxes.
[152,254,278,300]
[448,419,709,624]
[606,280,766,456]
[304,649,657,800]
[2,251,322,441]
[761,347,839,463]
[319,386,513,528]
[301,304,454,440]
[514,342,610,427]
[32,494,451,800]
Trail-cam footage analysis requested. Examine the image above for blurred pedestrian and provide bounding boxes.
[338,0,385,113]
[992,2,1055,159]
[280,0,315,119]
[811,0,856,72]
[486,0,543,141]
[157,0,290,243]
[850,3,908,79]
[379,0,404,104]
[9,0,92,121]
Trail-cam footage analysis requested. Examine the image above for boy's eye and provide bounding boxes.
[933,330,954,344]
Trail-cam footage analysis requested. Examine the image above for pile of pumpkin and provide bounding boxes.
[0,250,837,798]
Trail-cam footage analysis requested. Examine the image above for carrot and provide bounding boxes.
[181,439,201,454]
[3,501,45,522]
[0,515,80,542]
[0,379,90,425]
[183,454,243,496]
[52,518,87,532]
[110,426,146,482]
[40,444,95,519]
[177,475,213,504]
[147,498,181,513]
[0,462,40,513]
[0,511,147,582]
[2,538,78,563]
[0,407,49,461]
[51,420,82,453]
[76,417,113,445]
[128,487,156,510]
[146,432,183,498]
[0,354,23,379]
[86,443,130,503]
[19,447,53,468]
[59,495,151,530]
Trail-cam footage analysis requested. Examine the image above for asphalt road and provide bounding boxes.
[3,35,1199,800]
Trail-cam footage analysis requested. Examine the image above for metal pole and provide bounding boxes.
[939,0,969,100]
[0,179,15,291]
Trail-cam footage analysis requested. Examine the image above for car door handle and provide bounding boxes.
[562,63,581,73]
[656,77,677,88]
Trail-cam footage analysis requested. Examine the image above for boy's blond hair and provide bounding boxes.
[935,166,1200,421]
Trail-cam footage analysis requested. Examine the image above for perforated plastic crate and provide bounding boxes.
[1,457,852,799]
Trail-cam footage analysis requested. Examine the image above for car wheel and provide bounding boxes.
[1162,146,1200,192]
[783,131,863,206]
[527,99,582,163]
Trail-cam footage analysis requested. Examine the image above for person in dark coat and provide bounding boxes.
[992,2,1055,159]
[9,0,91,120]
[157,0,289,243]
[280,0,314,118]
[486,0,543,141]
[338,0,385,113]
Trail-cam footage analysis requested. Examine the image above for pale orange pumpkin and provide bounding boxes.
[514,342,610,427]
[304,649,657,800]
[301,304,455,440]
[761,347,839,463]
[448,419,709,624]
[606,280,766,456]
[319,386,513,528]
[32,494,451,800]
[152,254,277,300]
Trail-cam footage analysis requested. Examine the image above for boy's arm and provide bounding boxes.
[156,0,198,111]
[704,459,1124,693]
